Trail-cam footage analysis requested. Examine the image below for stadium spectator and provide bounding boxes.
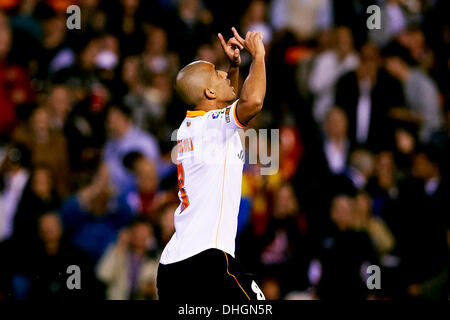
[12,106,71,197]
[60,164,134,262]
[39,11,75,77]
[240,0,273,46]
[53,36,103,98]
[106,0,146,57]
[121,55,157,130]
[270,0,332,41]
[17,211,102,299]
[78,0,107,35]
[166,0,212,66]
[121,151,160,220]
[335,43,404,150]
[0,12,34,137]
[353,190,395,255]
[259,182,310,295]
[97,218,159,300]
[366,150,399,219]
[47,84,72,131]
[0,144,30,242]
[103,104,160,193]
[321,107,351,175]
[316,194,377,300]
[121,54,175,142]
[384,44,443,143]
[141,26,179,78]
[309,26,359,123]
[12,164,60,249]
[390,146,449,299]
[347,149,375,190]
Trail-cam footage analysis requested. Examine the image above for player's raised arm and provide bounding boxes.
[232,27,266,126]
[218,32,243,93]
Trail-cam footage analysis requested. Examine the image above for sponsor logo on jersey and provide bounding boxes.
[211,110,224,119]
[225,107,231,123]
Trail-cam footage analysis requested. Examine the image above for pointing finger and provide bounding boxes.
[217,33,227,49]
[231,27,245,45]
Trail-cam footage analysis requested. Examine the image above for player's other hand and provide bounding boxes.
[231,27,265,58]
[218,32,243,68]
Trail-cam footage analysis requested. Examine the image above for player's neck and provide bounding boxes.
[193,100,229,112]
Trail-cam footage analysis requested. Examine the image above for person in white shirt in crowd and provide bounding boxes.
[322,107,351,175]
[97,218,159,300]
[270,0,332,41]
[103,104,161,194]
[309,26,360,124]
[0,145,30,242]
[384,45,443,143]
[240,0,273,47]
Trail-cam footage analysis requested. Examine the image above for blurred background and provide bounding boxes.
[0,0,449,300]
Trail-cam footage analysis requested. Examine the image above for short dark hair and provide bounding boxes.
[122,151,144,172]
[107,103,133,119]
[128,216,153,230]
[382,41,417,66]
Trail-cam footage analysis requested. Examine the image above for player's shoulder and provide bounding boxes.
[177,118,191,135]
[205,108,226,121]
[177,113,203,139]
[205,100,239,121]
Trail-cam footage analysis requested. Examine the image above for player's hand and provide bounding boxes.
[231,27,265,58]
[218,32,243,68]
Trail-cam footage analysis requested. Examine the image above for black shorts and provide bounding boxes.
[157,248,265,301]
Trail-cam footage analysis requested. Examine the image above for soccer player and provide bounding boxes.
[157,28,266,301]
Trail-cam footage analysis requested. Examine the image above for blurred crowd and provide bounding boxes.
[0,0,449,300]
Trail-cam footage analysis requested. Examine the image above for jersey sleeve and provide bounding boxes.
[204,100,246,132]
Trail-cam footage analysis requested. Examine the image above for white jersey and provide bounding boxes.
[160,100,246,265]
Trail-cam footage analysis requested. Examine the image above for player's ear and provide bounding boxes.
[204,88,216,100]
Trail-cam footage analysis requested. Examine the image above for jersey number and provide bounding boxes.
[251,281,266,300]
[177,163,189,212]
